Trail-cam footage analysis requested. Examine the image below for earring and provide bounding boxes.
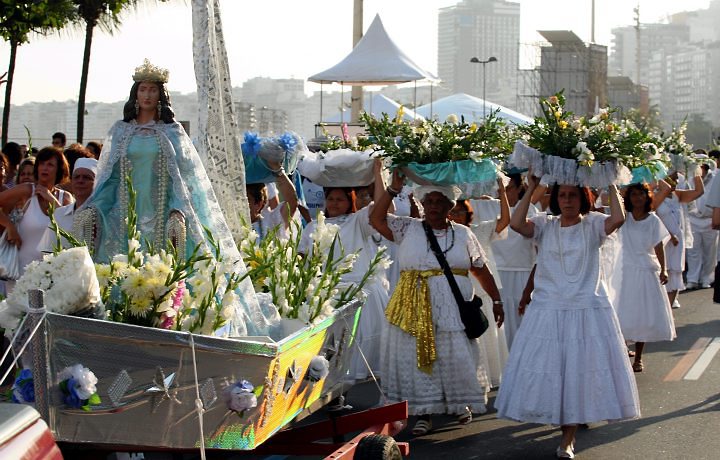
[134,100,139,115]
[157,101,162,117]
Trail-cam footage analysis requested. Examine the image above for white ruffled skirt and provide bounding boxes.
[495,300,640,426]
[380,325,490,416]
[497,270,532,351]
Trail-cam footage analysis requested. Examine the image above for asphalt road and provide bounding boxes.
[342,286,720,459]
[124,287,720,460]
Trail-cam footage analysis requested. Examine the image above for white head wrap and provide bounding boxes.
[414,184,462,206]
[74,157,98,176]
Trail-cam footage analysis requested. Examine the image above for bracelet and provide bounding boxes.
[386,186,401,197]
[271,167,285,177]
[492,300,503,305]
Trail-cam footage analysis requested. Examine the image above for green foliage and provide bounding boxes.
[0,1,75,45]
[361,109,518,166]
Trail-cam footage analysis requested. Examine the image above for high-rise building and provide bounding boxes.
[437,0,520,109]
[609,23,689,85]
[648,42,720,129]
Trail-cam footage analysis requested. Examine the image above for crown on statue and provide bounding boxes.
[132,59,169,83]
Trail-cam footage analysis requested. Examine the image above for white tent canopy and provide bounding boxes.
[308,14,437,85]
[322,93,424,123]
[416,93,533,125]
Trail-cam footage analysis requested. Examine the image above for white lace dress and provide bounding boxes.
[469,219,508,388]
[381,216,490,416]
[612,213,676,342]
[495,212,640,425]
[655,195,686,292]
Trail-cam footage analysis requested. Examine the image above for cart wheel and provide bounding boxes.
[354,434,402,460]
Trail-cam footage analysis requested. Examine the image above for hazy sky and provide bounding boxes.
[0,0,711,105]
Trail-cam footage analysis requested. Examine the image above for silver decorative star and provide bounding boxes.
[323,333,339,361]
[283,360,302,394]
[146,366,180,411]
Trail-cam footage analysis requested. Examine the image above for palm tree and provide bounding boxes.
[73,0,143,143]
[0,1,75,146]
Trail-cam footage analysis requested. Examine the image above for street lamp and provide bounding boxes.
[470,56,497,118]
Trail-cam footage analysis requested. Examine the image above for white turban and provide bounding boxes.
[414,184,462,205]
[74,157,98,176]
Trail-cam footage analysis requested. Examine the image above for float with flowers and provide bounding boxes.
[0,180,399,452]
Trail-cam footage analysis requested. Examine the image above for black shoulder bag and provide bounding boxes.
[422,221,489,339]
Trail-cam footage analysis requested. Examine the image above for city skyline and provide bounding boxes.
[0,0,712,106]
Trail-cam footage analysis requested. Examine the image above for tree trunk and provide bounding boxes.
[2,41,18,147]
[77,20,95,144]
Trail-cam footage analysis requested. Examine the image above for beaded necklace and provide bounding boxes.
[427,221,456,255]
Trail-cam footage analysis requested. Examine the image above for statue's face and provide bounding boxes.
[137,81,160,114]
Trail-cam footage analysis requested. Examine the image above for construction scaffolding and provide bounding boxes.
[516,31,608,118]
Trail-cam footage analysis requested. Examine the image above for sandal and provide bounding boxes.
[556,444,575,459]
[457,407,472,425]
[632,361,643,373]
[628,350,636,358]
[411,418,432,436]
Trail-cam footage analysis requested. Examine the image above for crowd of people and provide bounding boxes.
[251,154,720,458]
[3,60,720,459]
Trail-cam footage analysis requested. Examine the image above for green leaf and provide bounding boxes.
[87,393,101,405]
[252,385,264,397]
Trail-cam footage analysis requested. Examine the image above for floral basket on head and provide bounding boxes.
[662,122,704,178]
[510,91,661,188]
[615,120,669,185]
[297,125,377,187]
[362,110,514,195]
[243,131,306,184]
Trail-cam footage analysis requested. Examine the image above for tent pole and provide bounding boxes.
[320,83,324,126]
[340,83,344,125]
[413,80,417,115]
[430,83,433,119]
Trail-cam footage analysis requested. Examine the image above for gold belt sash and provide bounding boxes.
[385,268,468,374]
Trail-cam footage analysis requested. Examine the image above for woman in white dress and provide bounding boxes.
[370,171,503,436]
[613,183,676,372]
[0,147,74,285]
[450,181,510,388]
[475,173,540,350]
[496,178,640,459]
[652,173,704,308]
[299,170,389,382]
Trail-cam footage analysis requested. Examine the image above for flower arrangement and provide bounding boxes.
[615,120,669,183]
[0,245,101,338]
[58,364,101,411]
[222,379,263,415]
[239,214,390,324]
[92,181,242,335]
[361,109,515,166]
[662,122,701,174]
[318,123,369,152]
[7,368,34,404]
[511,91,669,187]
[306,355,330,382]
